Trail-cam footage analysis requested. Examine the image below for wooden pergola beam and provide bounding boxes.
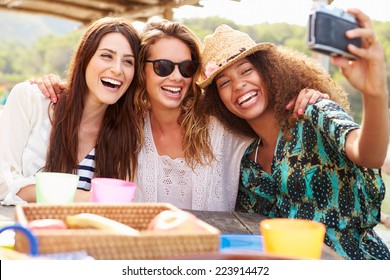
[0,0,201,24]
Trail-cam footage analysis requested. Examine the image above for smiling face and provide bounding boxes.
[215,58,270,122]
[85,32,135,106]
[145,37,193,111]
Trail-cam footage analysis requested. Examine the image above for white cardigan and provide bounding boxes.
[0,82,93,205]
[133,112,253,211]
[0,82,51,205]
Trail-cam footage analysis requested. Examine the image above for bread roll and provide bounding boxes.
[147,210,208,232]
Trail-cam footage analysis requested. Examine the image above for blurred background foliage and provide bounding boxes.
[1,12,390,123]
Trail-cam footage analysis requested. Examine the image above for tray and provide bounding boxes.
[14,203,220,260]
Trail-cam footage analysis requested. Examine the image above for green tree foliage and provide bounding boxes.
[18,32,81,77]
[183,16,239,40]
[374,21,390,92]
[0,31,81,84]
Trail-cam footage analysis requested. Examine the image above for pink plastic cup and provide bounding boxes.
[91,178,136,203]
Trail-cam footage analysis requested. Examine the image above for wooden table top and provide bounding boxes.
[189,210,265,234]
[188,210,342,260]
[0,205,342,260]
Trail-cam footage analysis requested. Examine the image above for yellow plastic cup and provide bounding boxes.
[260,218,326,259]
[36,172,79,204]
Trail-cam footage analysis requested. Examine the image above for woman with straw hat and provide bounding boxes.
[200,9,390,259]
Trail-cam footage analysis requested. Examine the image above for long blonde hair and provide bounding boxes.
[134,20,213,168]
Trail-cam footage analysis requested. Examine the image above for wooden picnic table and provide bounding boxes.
[187,210,342,260]
[189,210,266,234]
[0,205,341,259]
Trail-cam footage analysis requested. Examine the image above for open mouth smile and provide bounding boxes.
[101,77,123,89]
[161,86,181,96]
[238,91,258,106]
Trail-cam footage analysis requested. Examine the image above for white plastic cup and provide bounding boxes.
[35,172,79,204]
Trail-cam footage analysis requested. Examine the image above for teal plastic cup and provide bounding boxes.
[35,172,79,204]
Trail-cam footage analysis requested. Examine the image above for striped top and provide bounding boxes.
[76,148,95,191]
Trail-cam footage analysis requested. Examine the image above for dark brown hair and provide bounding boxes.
[203,46,350,140]
[45,17,141,181]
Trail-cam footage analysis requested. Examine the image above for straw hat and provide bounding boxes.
[198,24,275,89]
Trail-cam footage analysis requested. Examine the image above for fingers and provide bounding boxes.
[331,56,350,69]
[347,38,383,60]
[344,8,380,57]
[346,27,376,49]
[320,93,330,100]
[295,89,309,116]
[36,74,64,103]
[346,8,372,29]
[291,89,327,116]
[331,9,387,95]
[285,98,295,110]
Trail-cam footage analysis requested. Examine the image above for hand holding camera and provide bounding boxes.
[307,7,388,177]
[307,4,361,59]
[308,6,386,98]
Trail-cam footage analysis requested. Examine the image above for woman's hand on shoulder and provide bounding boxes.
[285,88,329,116]
[29,74,65,104]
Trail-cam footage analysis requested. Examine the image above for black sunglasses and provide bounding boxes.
[145,59,198,78]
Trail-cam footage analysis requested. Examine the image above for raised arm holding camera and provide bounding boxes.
[331,8,389,165]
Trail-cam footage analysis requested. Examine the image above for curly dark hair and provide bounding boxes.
[202,46,350,141]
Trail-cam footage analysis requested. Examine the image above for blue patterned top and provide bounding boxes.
[236,99,390,260]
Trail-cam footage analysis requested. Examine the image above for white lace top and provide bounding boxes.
[133,112,253,211]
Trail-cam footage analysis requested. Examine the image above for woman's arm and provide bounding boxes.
[0,82,47,204]
[15,184,36,202]
[332,9,389,168]
[74,189,92,202]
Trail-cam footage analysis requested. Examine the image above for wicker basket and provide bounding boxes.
[14,203,220,260]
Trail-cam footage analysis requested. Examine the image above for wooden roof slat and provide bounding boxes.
[0,0,201,24]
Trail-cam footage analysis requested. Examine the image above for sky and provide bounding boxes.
[173,0,389,26]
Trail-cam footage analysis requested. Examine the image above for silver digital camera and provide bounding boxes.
[307,5,362,59]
